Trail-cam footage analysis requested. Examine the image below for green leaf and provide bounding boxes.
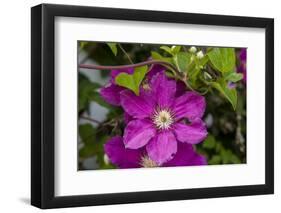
[198,55,209,67]
[173,52,192,72]
[202,135,216,149]
[79,125,108,159]
[160,45,182,56]
[90,92,113,109]
[209,155,221,165]
[160,46,173,55]
[115,65,148,95]
[224,72,243,82]
[207,48,236,73]
[80,41,88,49]
[221,149,241,164]
[151,51,173,63]
[79,124,96,145]
[79,78,101,111]
[171,45,181,55]
[107,43,118,56]
[211,79,237,110]
[230,154,241,164]
[94,135,111,166]
[79,144,96,158]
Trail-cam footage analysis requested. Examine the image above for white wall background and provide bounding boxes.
[0,0,279,212]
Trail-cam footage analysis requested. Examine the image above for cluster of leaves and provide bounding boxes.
[78,42,246,170]
[78,73,120,169]
[107,43,242,110]
[153,45,243,110]
[199,135,241,164]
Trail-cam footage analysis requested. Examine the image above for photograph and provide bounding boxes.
[78,42,247,170]
[30,3,274,209]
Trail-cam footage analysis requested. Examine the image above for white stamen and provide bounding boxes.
[153,108,174,130]
[142,83,151,91]
[140,156,158,168]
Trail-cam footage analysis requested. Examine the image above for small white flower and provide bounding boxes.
[196,50,204,59]
[103,154,110,165]
[189,46,197,53]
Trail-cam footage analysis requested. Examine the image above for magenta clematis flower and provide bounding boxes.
[104,136,206,168]
[120,72,207,165]
[104,136,144,168]
[123,68,186,125]
[237,48,246,83]
[100,68,134,106]
[100,64,166,106]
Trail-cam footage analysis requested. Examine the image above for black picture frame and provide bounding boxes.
[31,3,274,209]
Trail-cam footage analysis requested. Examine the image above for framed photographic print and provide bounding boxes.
[31,3,274,209]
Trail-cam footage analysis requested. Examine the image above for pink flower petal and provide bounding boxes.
[104,136,143,169]
[173,91,206,121]
[173,118,208,144]
[146,131,177,165]
[124,112,133,124]
[164,142,207,167]
[175,81,187,97]
[124,119,156,149]
[146,64,165,81]
[100,83,124,106]
[151,72,176,108]
[120,90,154,119]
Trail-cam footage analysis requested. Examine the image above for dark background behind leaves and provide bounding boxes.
[78,42,246,170]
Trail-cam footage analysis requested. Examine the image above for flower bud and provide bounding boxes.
[104,154,110,165]
[196,50,204,59]
[189,46,197,53]
[203,71,212,80]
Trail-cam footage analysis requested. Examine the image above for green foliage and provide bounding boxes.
[91,91,113,109]
[224,71,243,82]
[160,45,181,56]
[79,124,100,158]
[200,134,242,165]
[79,124,96,145]
[202,135,216,149]
[115,65,148,95]
[79,123,113,169]
[171,45,182,54]
[211,79,237,110]
[107,43,118,56]
[208,48,236,73]
[152,46,239,110]
[79,76,102,112]
[151,51,173,63]
[173,52,192,73]
[80,41,88,49]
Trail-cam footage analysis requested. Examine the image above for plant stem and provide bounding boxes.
[183,79,195,91]
[79,59,181,76]
[118,44,133,64]
[80,116,101,124]
[79,60,196,91]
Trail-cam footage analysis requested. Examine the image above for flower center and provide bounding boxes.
[140,156,158,168]
[153,108,174,130]
[142,81,151,91]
